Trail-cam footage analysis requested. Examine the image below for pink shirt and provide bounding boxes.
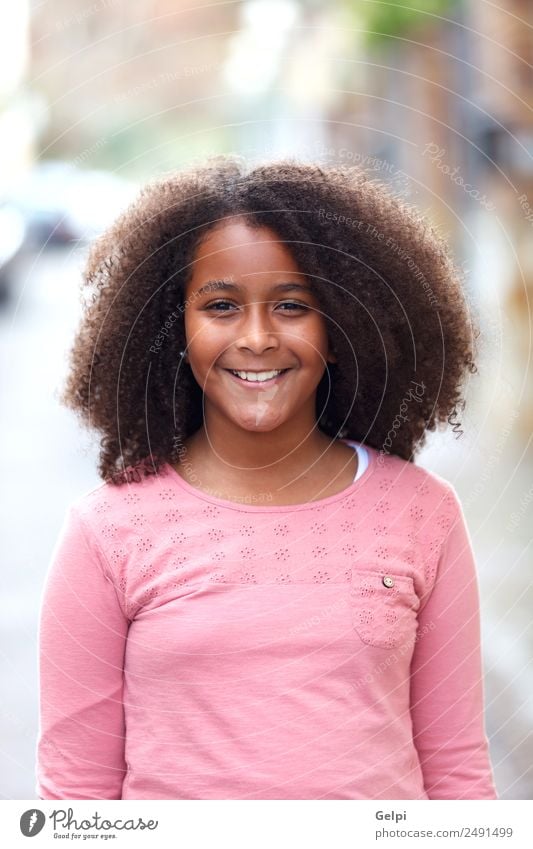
[36,441,498,800]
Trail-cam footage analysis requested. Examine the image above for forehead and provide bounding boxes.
[187,220,307,288]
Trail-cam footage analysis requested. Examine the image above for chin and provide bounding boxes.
[231,411,288,432]
[235,418,284,432]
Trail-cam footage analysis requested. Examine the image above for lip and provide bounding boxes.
[222,367,291,388]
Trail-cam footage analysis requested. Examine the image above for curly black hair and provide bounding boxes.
[60,154,478,485]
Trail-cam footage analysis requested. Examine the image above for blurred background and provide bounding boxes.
[1,0,531,800]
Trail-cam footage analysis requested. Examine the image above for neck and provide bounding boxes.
[185,409,338,485]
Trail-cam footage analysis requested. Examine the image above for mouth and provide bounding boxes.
[223,367,291,387]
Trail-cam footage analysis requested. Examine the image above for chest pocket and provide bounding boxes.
[350,568,420,650]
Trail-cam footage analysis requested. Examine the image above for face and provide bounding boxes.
[182,219,336,435]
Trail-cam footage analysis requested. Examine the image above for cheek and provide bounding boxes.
[186,319,228,372]
[184,312,211,350]
[296,322,330,362]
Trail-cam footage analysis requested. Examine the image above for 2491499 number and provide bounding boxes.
[463,827,513,837]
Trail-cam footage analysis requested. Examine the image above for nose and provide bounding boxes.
[234,303,280,355]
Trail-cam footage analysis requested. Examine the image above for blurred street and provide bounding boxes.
[0,246,102,799]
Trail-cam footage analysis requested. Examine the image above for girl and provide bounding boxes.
[36,155,498,800]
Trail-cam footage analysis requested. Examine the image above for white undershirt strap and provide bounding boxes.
[343,440,369,482]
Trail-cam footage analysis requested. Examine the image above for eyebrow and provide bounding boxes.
[195,280,313,297]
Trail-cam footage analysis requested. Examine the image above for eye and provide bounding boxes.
[203,300,310,313]
[277,301,309,312]
[204,300,236,311]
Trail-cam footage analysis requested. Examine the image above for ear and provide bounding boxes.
[326,346,337,365]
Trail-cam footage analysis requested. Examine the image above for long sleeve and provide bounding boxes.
[36,505,129,799]
[409,487,498,799]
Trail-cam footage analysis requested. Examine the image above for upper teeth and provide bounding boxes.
[231,369,284,382]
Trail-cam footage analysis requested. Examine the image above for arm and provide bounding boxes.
[36,504,128,799]
[410,488,498,799]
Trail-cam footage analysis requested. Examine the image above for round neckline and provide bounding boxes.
[162,439,377,513]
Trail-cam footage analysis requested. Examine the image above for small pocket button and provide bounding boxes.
[382,575,395,588]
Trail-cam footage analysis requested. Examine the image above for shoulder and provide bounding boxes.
[70,464,176,532]
[370,447,460,520]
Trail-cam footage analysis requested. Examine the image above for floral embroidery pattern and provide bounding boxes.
[100,522,118,540]
[313,570,330,583]
[164,509,182,522]
[86,460,457,617]
[170,530,187,545]
[124,492,141,505]
[135,537,153,553]
[158,489,175,502]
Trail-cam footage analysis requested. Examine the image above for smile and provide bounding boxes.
[224,368,291,387]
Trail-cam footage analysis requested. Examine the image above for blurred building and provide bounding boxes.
[0,3,36,193]
[28,0,241,174]
[469,0,533,438]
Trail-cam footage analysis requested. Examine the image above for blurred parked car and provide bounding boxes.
[0,204,26,306]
